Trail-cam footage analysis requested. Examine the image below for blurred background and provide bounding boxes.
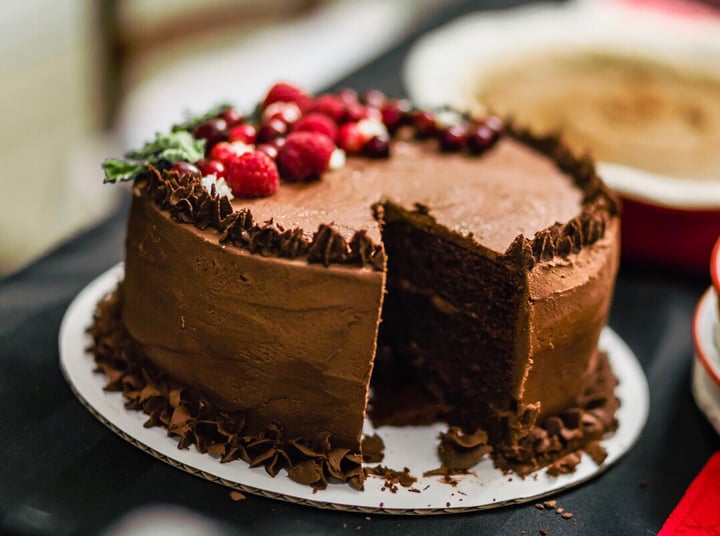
[1,0,719,276]
[0,0,445,276]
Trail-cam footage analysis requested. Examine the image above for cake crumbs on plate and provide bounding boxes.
[229,491,246,502]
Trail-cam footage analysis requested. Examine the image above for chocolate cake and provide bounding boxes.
[92,84,620,490]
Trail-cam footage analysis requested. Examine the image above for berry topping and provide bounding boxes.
[363,136,390,158]
[277,131,335,182]
[199,158,225,177]
[292,113,338,141]
[381,99,412,134]
[257,118,288,143]
[483,115,504,134]
[210,141,252,163]
[262,102,302,125]
[170,161,201,178]
[337,88,359,105]
[193,118,227,147]
[467,124,499,155]
[307,94,347,123]
[346,104,381,123]
[256,143,279,160]
[362,89,386,108]
[262,82,311,111]
[440,125,468,152]
[228,123,257,144]
[220,108,243,127]
[337,122,366,153]
[412,111,437,138]
[225,150,279,198]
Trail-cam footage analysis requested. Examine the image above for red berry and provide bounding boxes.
[413,111,436,138]
[262,102,302,125]
[220,108,243,127]
[346,104,381,123]
[381,99,412,134]
[362,89,386,109]
[199,159,225,177]
[210,141,251,163]
[262,82,311,111]
[193,118,227,148]
[257,144,279,159]
[257,118,288,143]
[307,94,346,123]
[170,161,200,178]
[440,125,468,152]
[276,131,335,182]
[483,115,504,134]
[363,136,390,158]
[228,123,257,144]
[467,125,499,155]
[338,88,359,105]
[225,151,279,198]
[293,113,338,141]
[337,122,366,153]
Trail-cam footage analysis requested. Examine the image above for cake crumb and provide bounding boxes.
[561,512,574,519]
[408,488,421,493]
[229,491,246,502]
[543,499,557,509]
[539,529,548,536]
[534,503,545,510]
[556,507,564,514]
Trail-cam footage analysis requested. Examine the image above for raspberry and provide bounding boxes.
[276,131,335,182]
[210,141,251,163]
[262,82,311,111]
[225,151,279,198]
[228,124,257,144]
[292,113,338,141]
[307,94,346,123]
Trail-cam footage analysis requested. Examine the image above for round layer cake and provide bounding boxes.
[92,84,620,489]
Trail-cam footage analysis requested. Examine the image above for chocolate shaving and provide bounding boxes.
[361,433,385,463]
[438,426,492,471]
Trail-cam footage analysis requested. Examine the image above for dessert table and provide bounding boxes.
[2,1,718,534]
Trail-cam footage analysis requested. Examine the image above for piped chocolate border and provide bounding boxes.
[137,122,619,272]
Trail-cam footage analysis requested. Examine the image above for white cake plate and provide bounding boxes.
[692,287,720,436]
[59,263,649,514]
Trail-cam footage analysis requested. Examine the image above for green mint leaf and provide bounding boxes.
[127,130,204,161]
[102,158,146,183]
[103,131,205,184]
[172,102,234,133]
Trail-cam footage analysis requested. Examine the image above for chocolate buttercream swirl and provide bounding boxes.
[89,290,365,490]
[437,427,493,471]
[140,167,386,270]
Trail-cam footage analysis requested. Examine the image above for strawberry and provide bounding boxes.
[225,150,279,198]
[276,131,335,182]
[262,82,311,111]
[292,113,338,141]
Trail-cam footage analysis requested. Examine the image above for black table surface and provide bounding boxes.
[2,1,719,534]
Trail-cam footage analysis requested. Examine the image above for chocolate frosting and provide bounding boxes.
[102,116,621,488]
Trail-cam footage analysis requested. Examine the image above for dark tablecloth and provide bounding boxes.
[2,1,718,534]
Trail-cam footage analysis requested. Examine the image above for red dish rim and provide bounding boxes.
[711,238,720,292]
[693,287,720,388]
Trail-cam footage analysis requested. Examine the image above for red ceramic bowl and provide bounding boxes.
[712,237,720,293]
[619,198,720,272]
